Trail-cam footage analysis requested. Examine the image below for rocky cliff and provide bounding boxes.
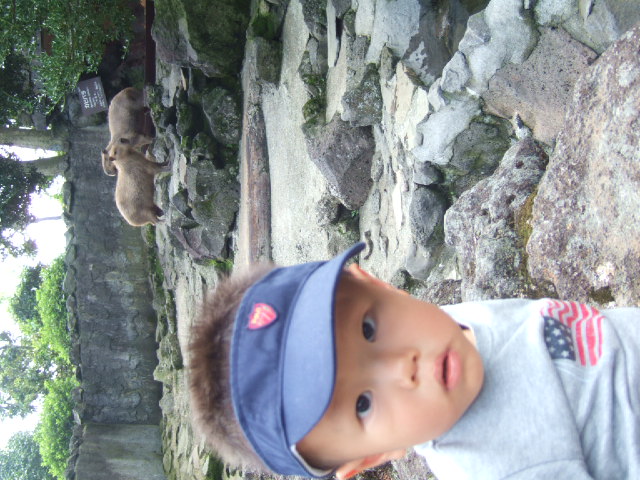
[74,0,640,479]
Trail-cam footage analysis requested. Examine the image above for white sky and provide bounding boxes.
[0,147,67,448]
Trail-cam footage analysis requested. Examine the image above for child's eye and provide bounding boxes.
[356,391,372,419]
[362,315,376,342]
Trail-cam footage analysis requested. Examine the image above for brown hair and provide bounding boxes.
[188,263,275,471]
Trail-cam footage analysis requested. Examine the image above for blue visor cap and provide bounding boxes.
[230,243,365,477]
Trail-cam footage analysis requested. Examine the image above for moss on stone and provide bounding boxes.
[154,0,251,78]
[589,286,615,304]
[514,186,537,249]
[250,11,280,40]
[302,96,326,124]
[206,258,234,274]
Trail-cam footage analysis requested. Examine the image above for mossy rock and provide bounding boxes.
[153,0,251,78]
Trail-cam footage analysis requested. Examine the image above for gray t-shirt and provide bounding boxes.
[415,298,640,479]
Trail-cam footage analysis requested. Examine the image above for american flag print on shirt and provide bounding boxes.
[541,300,604,367]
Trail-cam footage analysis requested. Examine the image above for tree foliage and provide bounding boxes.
[0,431,55,480]
[35,376,78,480]
[0,331,52,419]
[9,264,43,335]
[0,52,38,125]
[0,150,51,258]
[1,255,70,419]
[0,0,134,116]
[36,255,70,364]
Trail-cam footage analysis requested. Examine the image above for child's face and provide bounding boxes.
[296,264,484,477]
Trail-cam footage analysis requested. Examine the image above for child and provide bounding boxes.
[189,243,640,479]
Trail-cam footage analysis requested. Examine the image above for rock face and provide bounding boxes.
[527,24,640,306]
[304,114,375,209]
[149,65,242,262]
[152,0,251,78]
[483,27,598,146]
[445,138,549,300]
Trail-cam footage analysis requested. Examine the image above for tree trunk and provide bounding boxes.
[24,154,69,177]
[0,125,69,151]
[31,215,63,223]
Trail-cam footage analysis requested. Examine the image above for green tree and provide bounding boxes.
[0,331,51,419]
[35,376,77,479]
[9,264,43,336]
[0,431,55,480]
[0,150,51,258]
[0,52,39,125]
[0,0,134,113]
[36,256,70,364]
[1,255,71,419]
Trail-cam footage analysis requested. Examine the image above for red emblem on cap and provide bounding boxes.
[248,303,277,329]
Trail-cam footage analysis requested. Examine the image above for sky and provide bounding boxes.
[0,148,67,448]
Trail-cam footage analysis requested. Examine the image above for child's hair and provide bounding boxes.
[188,263,276,471]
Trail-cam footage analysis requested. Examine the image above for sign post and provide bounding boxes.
[76,77,108,116]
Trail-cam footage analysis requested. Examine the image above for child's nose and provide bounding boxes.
[376,349,419,389]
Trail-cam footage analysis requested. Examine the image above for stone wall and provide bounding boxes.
[63,125,164,478]
[75,424,165,480]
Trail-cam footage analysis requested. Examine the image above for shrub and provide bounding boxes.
[35,256,70,366]
[35,376,78,479]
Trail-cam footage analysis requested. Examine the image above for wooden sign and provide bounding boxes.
[76,77,108,115]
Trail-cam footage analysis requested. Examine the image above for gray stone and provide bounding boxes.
[304,114,375,209]
[392,450,435,480]
[444,118,511,197]
[189,132,216,163]
[250,37,282,84]
[409,186,447,247]
[300,0,328,40]
[535,0,640,54]
[331,0,352,18]
[75,424,165,480]
[325,32,370,122]
[402,0,470,86]
[152,0,251,78]
[169,224,225,261]
[185,164,240,257]
[483,27,598,146]
[445,138,548,300]
[440,51,471,93]
[175,95,199,139]
[201,87,242,146]
[458,0,538,95]
[527,24,640,306]
[341,63,383,126]
[412,96,481,165]
[413,162,442,186]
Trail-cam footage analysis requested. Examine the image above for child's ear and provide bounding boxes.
[346,263,388,287]
[346,264,408,294]
[334,449,407,480]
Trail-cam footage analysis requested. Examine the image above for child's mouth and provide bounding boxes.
[437,350,462,391]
